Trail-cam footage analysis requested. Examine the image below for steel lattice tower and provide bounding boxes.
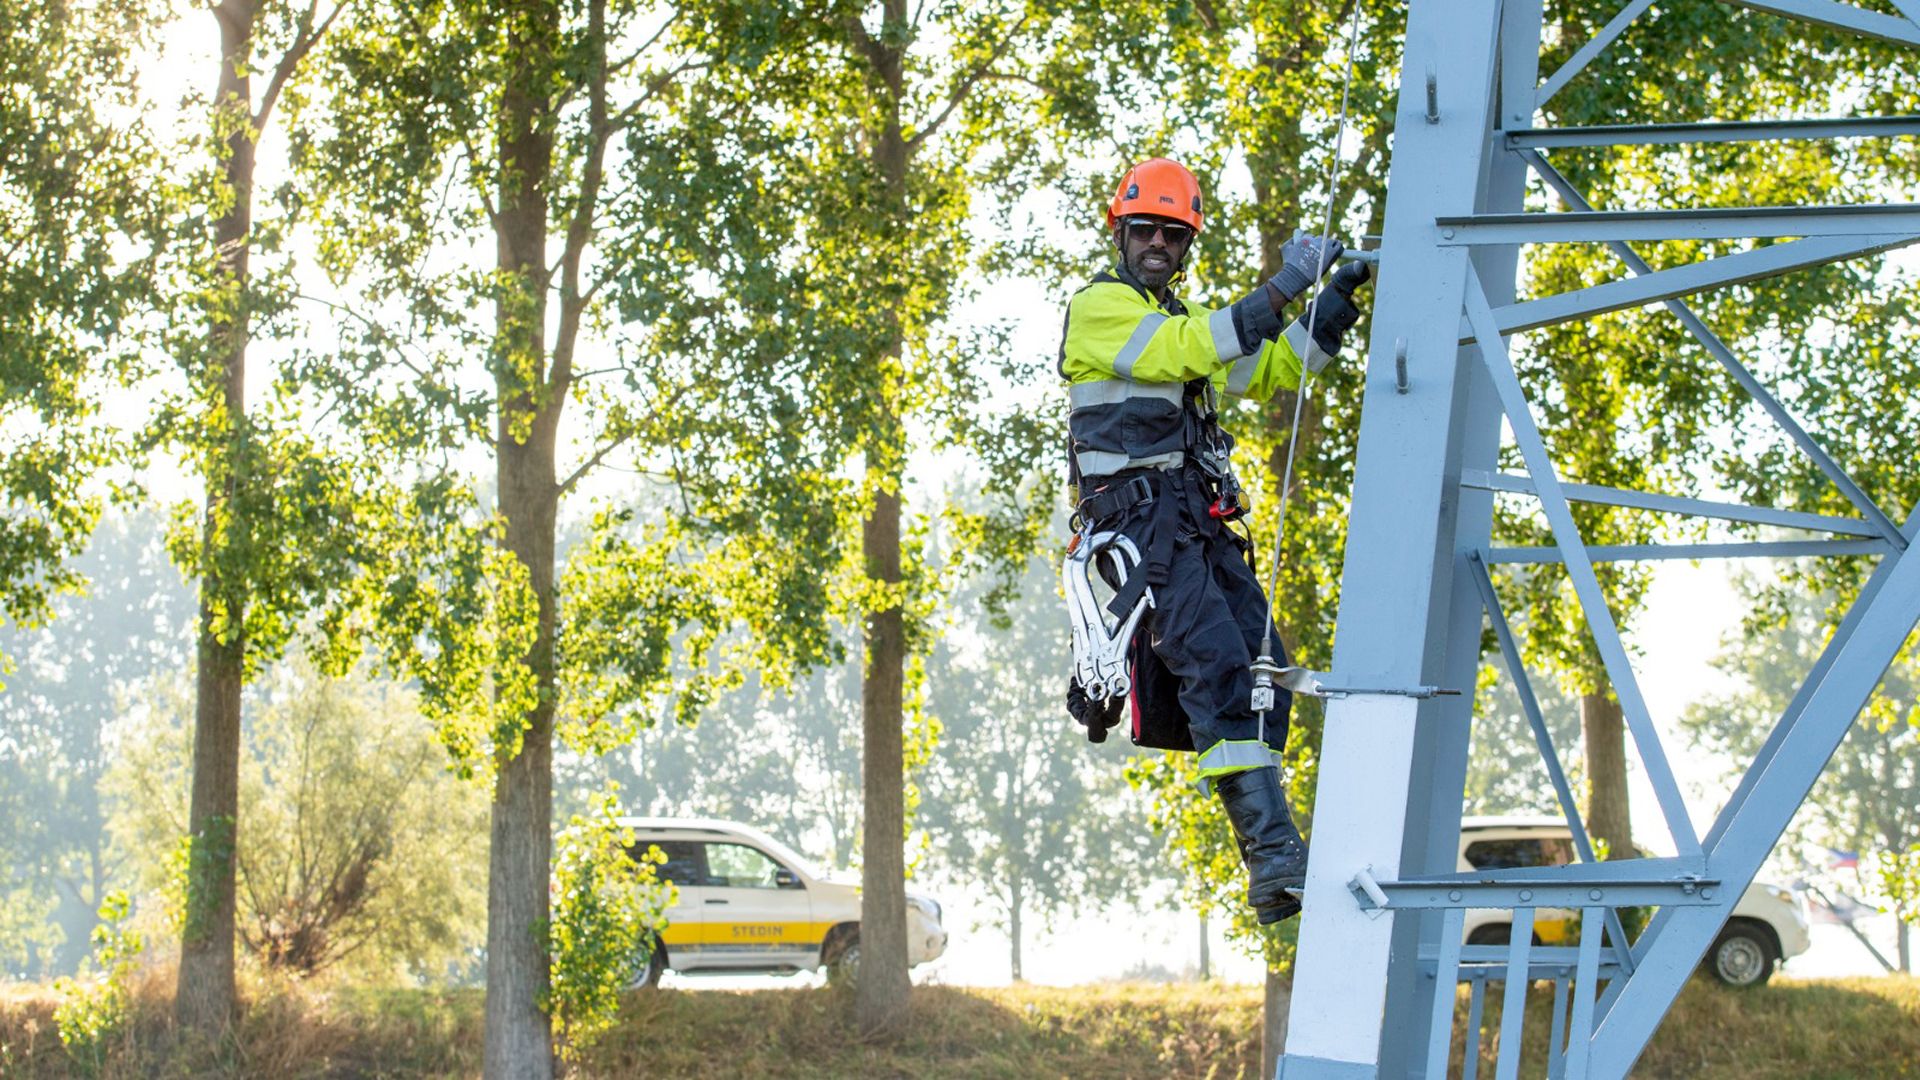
[1276,2,1920,1077]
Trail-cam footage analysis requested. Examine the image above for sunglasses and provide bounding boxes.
[1124,218,1194,246]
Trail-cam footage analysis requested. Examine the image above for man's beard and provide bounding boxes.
[1127,248,1178,291]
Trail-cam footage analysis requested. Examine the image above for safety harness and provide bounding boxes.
[1064,376,1251,741]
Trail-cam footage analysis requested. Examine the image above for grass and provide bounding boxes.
[1,969,1915,1078]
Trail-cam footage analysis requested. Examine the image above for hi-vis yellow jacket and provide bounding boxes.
[1059,267,1306,481]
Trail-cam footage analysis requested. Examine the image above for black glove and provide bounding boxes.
[1287,260,1371,372]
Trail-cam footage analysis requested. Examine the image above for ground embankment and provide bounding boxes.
[1,973,1915,1077]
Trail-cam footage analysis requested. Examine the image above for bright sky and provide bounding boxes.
[122,8,1909,990]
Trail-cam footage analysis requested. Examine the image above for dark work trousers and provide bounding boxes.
[1097,465,1294,758]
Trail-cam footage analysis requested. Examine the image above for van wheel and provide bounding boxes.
[1708,922,1777,987]
[632,940,667,989]
[826,935,860,987]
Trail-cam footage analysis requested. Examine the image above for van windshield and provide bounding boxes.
[743,831,825,879]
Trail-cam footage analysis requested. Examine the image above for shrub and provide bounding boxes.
[545,791,675,1056]
[109,663,489,981]
[52,891,142,1073]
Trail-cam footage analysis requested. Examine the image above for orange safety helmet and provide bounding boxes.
[1106,157,1204,232]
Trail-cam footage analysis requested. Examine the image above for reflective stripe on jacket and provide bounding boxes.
[1059,268,1304,480]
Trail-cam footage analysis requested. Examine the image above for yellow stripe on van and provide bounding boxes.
[658,920,838,948]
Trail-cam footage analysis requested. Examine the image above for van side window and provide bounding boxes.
[704,843,786,889]
[636,840,707,886]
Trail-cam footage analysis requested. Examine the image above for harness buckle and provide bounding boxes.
[1075,474,1154,525]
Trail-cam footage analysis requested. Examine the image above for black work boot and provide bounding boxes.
[1215,766,1309,924]
[1227,829,1303,925]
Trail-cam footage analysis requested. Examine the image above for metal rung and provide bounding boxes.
[1436,203,1920,244]
[1368,875,1722,910]
[1508,115,1920,148]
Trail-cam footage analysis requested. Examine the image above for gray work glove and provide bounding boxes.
[1228,233,1349,355]
[1284,261,1371,373]
[1268,233,1346,306]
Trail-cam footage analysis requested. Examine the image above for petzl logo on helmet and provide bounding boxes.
[1126,183,1139,199]
[1158,195,1175,205]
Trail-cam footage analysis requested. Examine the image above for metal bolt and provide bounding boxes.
[1589,889,1604,902]
[1441,227,1456,240]
[1700,888,1715,900]
[1448,890,1463,902]
[1518,890,1533,903]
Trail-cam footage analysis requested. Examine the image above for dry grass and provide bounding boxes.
[2,969,1915,1079]
[0,963,482,1079]
[1453,973,1920,1079]
[580,981,1262,1079]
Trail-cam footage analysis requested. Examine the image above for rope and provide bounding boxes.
[1256,0,1370,732]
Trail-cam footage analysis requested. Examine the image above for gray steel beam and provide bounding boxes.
[1373,879,1722,908]
[1418,855,1702,884]
[1486,539,1890,563]
[1465,267,1702,859]
[1462,470,1882,537]
[1509,115,1920,148]
[1380,2,1548,1071]
[1495,909,1535,1080]
[1277,3,1507,1076]
[1587,535,1920,1076]
[1518,150,1910,548]
[1534,0,1656,110]
[1462,232,1920,337]
[1721,0,1920,46]
[1436,204,1920,245]
[1563,910,1607,1079]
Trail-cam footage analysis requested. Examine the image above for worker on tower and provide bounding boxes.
[1060,158,1371,925]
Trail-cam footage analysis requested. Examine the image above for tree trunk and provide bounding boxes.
[1008,878,1023,983]
[1581,690,1633,860]
[479,349,561,1080]
[176,0,256,1038]
[1262,968,1291,1079]
[856,469,911,1034]
[854,2,913,1038]
[1899,921,1911,974]
[482,1,560,1073]
[177,631,244,1031]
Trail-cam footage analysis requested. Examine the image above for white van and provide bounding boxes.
[1458,816,1810,987]
[621,818,947,986]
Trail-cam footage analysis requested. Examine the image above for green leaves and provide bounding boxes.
[0,0,175,640]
